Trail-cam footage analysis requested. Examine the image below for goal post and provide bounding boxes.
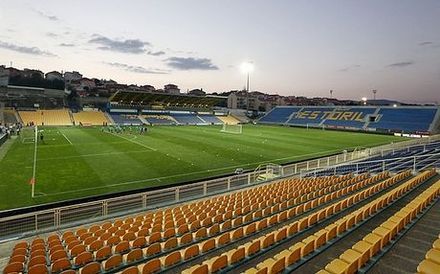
[221,123,242,134]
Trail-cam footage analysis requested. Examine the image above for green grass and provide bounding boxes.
[0,124,405,210]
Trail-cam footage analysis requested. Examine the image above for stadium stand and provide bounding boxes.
[143,115,177,125]
[170,113,205,125]
[1,119,439,274]
[218,115,240,125]
[287,107,335,126]
[7,166,437,274]
[109,90,226,110]
[72,111,111,126]
[312,141,440,177]
[323,107,377,128]
[368,108,437,133]
[258,107,301,124]
[18,109,73,126]
[417,234,440,274]
[110,114,143,125]
[320,176,440,274]
[259,106,440,134]
[3,109,19,124]
[197,114,223,125]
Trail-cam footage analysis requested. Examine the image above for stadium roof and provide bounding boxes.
[109,90,227,109]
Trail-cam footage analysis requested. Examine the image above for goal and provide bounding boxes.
[221,123,242,134]
[21,126,38,144]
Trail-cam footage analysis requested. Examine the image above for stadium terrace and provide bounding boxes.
[1,77,440,274]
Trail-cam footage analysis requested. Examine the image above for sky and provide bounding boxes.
[0,0,439,103]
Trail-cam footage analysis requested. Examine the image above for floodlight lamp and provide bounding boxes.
[241,62,254,74]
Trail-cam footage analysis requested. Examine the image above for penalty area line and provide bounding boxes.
[61,132,73,145]
[107,132,157,151]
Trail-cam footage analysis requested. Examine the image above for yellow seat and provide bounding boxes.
[351,241,372,267]
[417,259,440,274]
[381,221,399,239]
[372,226,391,247]
[274,250,290,261]
[301,235,317,257]
[426,248,440,264]
[339,249,362,273]
[256,258,275,271]
[363,234,382,256]
[433,239,440,250]
[325,258,349,274]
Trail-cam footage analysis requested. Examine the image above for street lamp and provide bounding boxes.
[372,89,377,100]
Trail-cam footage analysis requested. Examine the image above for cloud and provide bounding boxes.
[419,41,433,46]
[46,32,58,38]
[89,34,150,54]
[166,57,219,70]
[339,64,361,72]
[0,41,56,57]
[387,61,414,68]
[166,48,197,55]
[104,62,169,74]
[147,50,165,56]
[33,9,59,21]
[59,43,75,47]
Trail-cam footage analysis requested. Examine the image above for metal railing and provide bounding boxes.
[301,152,440,178]
[0,135,439,240]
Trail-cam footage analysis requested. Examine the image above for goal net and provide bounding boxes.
[21,126,37,144]
[221,123,242,134]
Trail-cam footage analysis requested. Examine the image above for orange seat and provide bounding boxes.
[122,266,140,274]
[28,264,48,274]
[29,255,47,268]
[80,262,101,274]
[3,262,24,274]
[51,258,72,273]
[140,258,161,274]
[125,249,143,263]
[74,251,93,267]
[103,254,123,271]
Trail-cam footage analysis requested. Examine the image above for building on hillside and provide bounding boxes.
[0,66,9,87]
[164,84,180,94]
[140,85,156,92]
[74,77,96,94]
[228,90,285,111]
[21,69,44,79]
[45,71,64,81]
[64,71,83,83]
[188,88,206,96]
[3,67,21,78]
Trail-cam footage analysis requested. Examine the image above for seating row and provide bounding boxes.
[3,174,361,274]
[321,174,440,274]
[240,170,434,274]
[182,170,414,274]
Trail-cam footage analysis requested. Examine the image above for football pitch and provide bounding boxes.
[0,124,405,210]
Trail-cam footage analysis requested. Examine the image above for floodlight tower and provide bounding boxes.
[373,89,377,100]
[361,97,368,105]
[330,90,333,99]
[241,61,254,92]
[241,61,254,112]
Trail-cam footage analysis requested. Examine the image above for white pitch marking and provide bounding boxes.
[39,147,348,197]
[61,132,72,145]
[107,132,157,151]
